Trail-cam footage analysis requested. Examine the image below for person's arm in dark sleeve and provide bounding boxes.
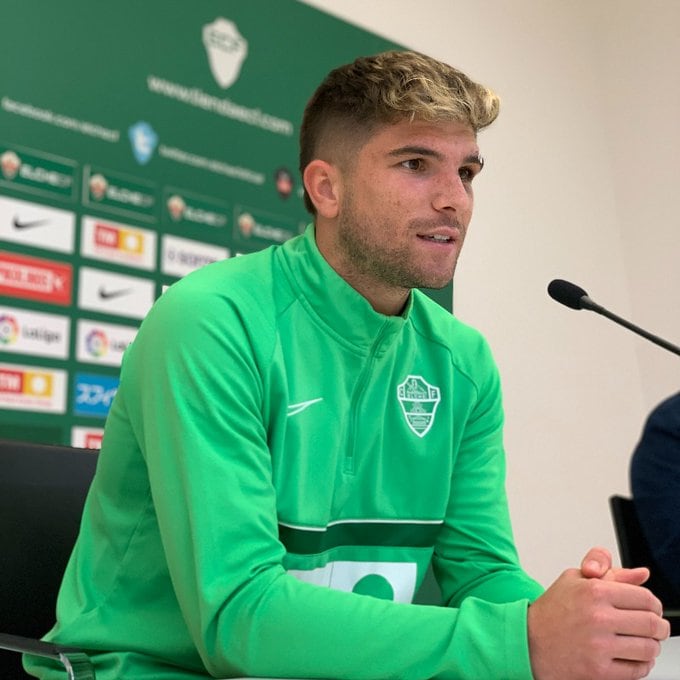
[630,392,680,596]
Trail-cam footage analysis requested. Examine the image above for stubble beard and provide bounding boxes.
[336,195,460,293]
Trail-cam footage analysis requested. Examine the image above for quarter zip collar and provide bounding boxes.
[278,224,411,352]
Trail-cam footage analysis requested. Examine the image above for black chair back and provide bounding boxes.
[0,439,98,678]
[609,494,680,635]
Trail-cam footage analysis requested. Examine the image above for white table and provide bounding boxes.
[648,634,680,679]
[229,637,680,679]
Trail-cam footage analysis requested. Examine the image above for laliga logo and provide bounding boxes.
[86,329,109,358]
[0,314,19,345]
[167,194,186,221]
[1,150,21,180]
[202,18,247,89]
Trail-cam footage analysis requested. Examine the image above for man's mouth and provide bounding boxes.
[420,234,452,243]
[419,233,454,243]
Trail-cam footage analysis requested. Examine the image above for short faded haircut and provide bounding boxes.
[299,50,500,214]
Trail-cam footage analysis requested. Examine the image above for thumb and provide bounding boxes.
[580,546,613,578]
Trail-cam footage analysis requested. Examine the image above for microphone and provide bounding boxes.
[547,278,680,357]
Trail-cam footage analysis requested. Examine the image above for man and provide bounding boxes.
[27,50,668,680]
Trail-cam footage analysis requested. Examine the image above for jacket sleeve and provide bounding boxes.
[630,393,680,595]
[432,335,544,610]
[123,284,540,680]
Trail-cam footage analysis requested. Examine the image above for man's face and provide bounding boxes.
[326,118,483,313]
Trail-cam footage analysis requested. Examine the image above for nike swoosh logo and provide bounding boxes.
[13,216,51,230]
[287,398,323,417]
[98,286,133,300]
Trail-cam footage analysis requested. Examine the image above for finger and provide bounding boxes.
[611,634,663,663]
[608,658,655,680]
[604,566,650,586]
[610,609,670,641]
[607,582,664,616]
[581,546,613,578]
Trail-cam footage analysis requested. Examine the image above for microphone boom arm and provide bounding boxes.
[581,296,680,357]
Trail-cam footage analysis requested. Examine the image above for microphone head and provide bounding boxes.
[547,279,590,310]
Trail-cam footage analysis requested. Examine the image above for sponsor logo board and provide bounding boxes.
[71,426,104,449]
[0,195,75,253]
[163,188,228,228]
[0,362,66,413]
[0,305,69,358]
[0,143,77,201]
[161,234,228,278]
[0,250,72,305]
[78,267,155,320]
[76,319,137,366]
[80,216,157,270]
[83,165,158,222]
[73,372,119,418]
[234,205,300,247]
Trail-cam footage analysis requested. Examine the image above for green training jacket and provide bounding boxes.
[26,225,543,679]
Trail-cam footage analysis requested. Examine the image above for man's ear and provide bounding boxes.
[303,160,341,219]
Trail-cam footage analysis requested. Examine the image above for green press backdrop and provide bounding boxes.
[0,1,452,446]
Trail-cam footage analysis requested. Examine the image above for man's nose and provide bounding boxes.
[431,173,472,213]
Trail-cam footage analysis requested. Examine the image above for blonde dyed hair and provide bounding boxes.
[299,50,500,213]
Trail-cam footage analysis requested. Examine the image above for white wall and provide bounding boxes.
[594,1,680,405]
[300,0,680,587]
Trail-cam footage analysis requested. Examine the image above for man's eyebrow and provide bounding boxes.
[464,153,485,168]
[388,146,485,168]
[388,145,444,160]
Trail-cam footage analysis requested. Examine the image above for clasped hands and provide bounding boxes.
[528,547,671,680]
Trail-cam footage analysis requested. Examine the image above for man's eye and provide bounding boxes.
[401,159,424,171]
[459,167,476,182]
